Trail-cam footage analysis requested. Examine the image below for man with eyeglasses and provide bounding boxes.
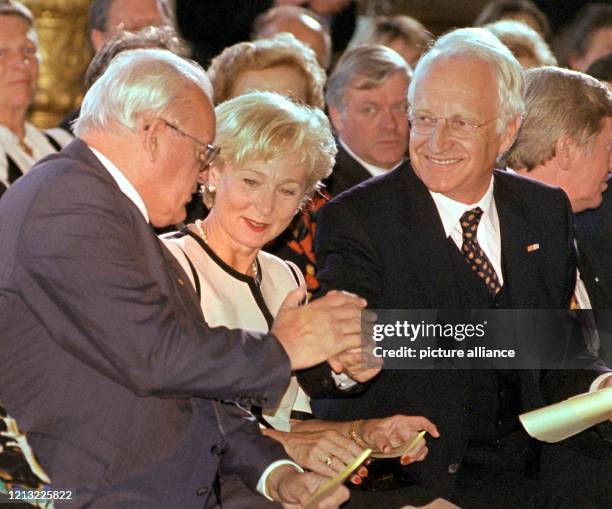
[0,48,370,508]
[311,28,611,508]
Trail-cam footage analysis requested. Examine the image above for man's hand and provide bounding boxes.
[267,465,350,508]
[328,346,382,383]
[272,286,367,370]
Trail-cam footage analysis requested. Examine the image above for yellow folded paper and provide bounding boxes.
[519,387,612,443]
[303,448,371,509]
[371,430,427,459]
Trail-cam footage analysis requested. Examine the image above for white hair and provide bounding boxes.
[408,27,524,133]
[74,48,211,136]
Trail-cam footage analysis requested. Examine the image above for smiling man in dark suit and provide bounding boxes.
[312,28,612,508]
[0,48,369,508]
[324,44,411,197]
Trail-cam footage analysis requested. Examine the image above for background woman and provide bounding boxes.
[207,33,327,295]
[162,91,438,491]
[0,0,71,198]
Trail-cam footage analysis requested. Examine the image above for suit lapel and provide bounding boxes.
[333,143,375,193]
[396,164,462,307]
[494,172,542,307]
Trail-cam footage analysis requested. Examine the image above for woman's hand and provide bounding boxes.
[357,415,440,464]
[267,465,350,508]
[277,429,367,477]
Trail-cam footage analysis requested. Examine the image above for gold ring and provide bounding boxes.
[324,455,333,467]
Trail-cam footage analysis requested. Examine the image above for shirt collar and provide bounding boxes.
[429,177,496,238]
[338,138,404,177]
[88,145,149,223]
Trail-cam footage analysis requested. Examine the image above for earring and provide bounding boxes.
[202,182,216,209]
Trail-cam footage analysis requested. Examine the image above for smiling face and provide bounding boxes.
[409,56,519,204]
[330,70,409,169]
[206,156,307,255]
[0,15,38,115]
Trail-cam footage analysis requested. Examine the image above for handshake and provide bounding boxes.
[272,286,382,382]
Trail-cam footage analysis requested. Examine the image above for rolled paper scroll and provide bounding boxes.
[519,387,612,443]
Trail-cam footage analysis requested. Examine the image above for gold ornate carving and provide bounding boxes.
[24,0,92,128]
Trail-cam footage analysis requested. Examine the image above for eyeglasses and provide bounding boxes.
[161,119,220,172]
[408,113,497,139]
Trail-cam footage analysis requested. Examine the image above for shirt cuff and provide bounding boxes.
[257,460,304,500]
[589,373,612,392]
[331,371,358,391]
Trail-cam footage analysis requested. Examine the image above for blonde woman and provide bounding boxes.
[163,91,438,489]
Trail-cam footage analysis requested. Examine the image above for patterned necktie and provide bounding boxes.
[460,207,502,296]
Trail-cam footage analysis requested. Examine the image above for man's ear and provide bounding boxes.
[555,135,574,172]
[328,106,344,134]
[90,29,106,52]
[499,114,522,155]
[142,117,164,162]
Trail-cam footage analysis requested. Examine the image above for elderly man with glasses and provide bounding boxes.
[0,48,372,508]
[310,27,612,508]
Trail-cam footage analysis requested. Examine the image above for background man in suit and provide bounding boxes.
[324,44,411,197]
[312,28,612,508]
[0,48,368,508]
[506,66,611,310]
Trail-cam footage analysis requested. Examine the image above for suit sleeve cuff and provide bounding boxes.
[590,373,612,392]
[331,371,358,390]
[257,460,304,500]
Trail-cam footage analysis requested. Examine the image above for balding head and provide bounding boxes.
[254,6,331,69]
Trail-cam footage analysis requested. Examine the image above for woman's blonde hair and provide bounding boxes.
[207,33,326,109]
[209,91,336,204]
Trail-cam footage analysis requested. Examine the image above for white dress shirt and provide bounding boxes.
[339,138,405,177]
[429,177,504,285]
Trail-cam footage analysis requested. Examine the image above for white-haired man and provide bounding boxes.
[312,28,612,508]
[0,48,368,508]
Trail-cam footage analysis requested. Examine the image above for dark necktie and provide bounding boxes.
[460,207,502,296]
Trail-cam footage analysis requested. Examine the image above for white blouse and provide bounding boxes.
[0,122,73,188]
[162,231,312,431]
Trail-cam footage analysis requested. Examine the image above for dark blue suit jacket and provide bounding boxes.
[0,140,291,508]
[310,161,609,497]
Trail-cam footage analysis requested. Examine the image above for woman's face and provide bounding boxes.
[0,15,38,113]
[229,65,309,104]
[208,156,308,251]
